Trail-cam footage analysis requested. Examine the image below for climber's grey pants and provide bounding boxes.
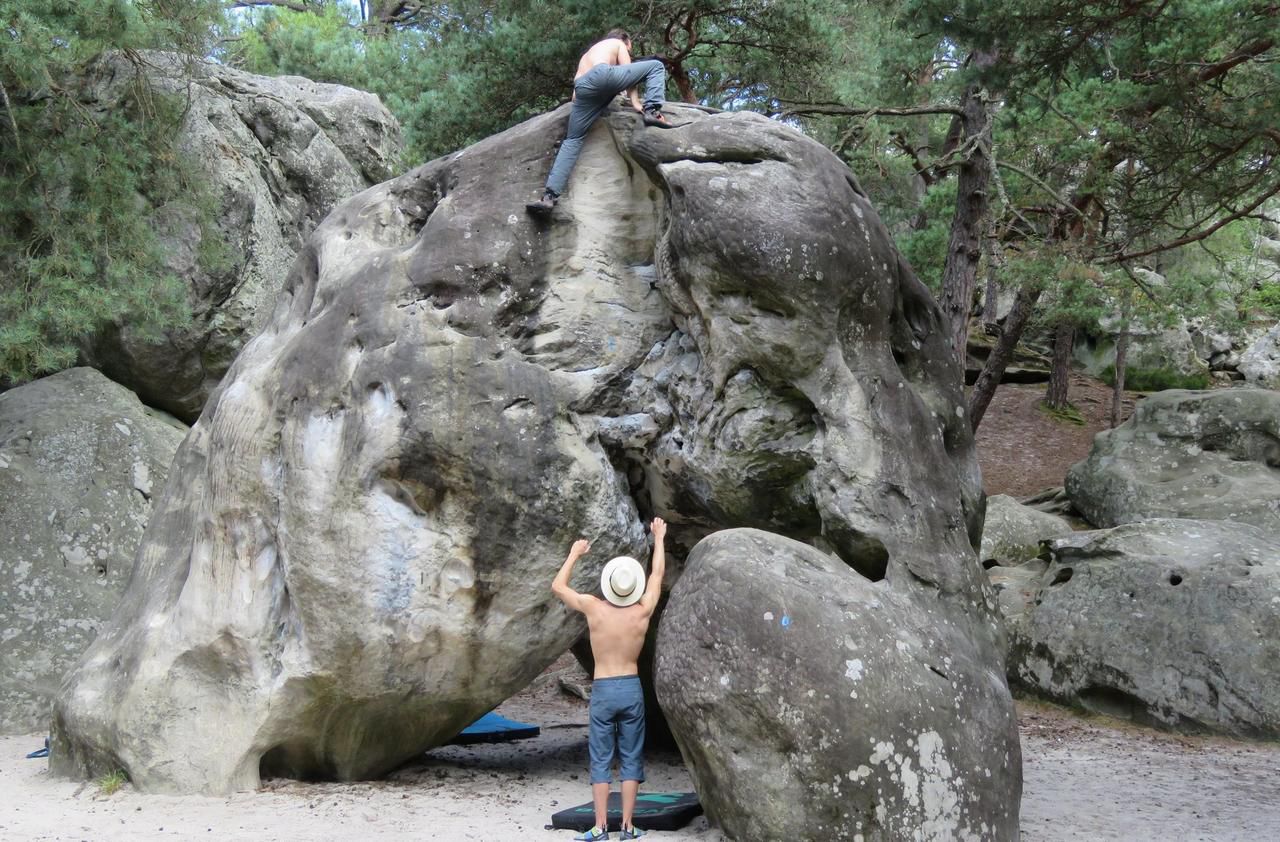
[545,60,666,196]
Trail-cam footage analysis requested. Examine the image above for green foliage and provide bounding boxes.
[1243,282,1280,318]
[896,179,957,290]
[96,768,128,796]
[1099,364,1210,392]
[0,0,223,384]
[224,0,842,162]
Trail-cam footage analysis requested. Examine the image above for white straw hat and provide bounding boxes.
[601,556,646,607]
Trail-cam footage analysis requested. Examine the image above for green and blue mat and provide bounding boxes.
[550,791,702,832]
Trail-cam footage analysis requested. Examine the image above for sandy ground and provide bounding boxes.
[5,669,1280,842]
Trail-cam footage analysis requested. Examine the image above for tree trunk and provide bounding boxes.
[669,61,697,103]
[981,236,1001,333]
[1044,322,1075,410]
[1110,323,1129,428]
[938,49,999,369]
[969,284,1041,431]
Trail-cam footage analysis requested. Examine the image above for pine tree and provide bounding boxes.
[0,0,224,385]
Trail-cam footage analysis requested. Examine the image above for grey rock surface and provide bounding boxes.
[79,53,403,421]
[657,529,1021,842]
[1008,519,1280,738]
[979,494,1073,566]
[1238,322,1280,388]
[52,100,1007,811]
[1074,321,1209,380]
[0,369,185,734]
[1065,388,1280,533]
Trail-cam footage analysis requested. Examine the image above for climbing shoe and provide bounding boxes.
[619,827,646,839]
[641,106,675,128]
[525,189,558,215]
[573,826,609,841]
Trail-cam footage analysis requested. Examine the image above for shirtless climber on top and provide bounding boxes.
[551,517,668,840]
[526,29,673,215]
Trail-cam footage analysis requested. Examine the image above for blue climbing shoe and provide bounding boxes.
[573,826,609,841]
[619,827,646,840]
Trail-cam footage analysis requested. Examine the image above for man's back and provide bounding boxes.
[584,599,651,678]
[576,38,629,79]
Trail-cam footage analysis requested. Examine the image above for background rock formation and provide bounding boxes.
[0,368,186,733]
[658,530,1021,841]
[1066,387,1280,533]
[79,54,403,421]
[53,99,1013,827]
[1007,519,1280,737]
[979,494,1072,567]
[1239,323,1280,389]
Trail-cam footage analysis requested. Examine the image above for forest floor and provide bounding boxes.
[8,373,1277,841]
[974,371,1139,497]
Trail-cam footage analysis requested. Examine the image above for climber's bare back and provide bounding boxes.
[575,38,631,80]
[581,597,652,679]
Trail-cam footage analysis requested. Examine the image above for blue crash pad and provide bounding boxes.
[449,711,540,745]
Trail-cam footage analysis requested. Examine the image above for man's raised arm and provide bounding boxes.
[639,517,666,612]
[552,538,593,613]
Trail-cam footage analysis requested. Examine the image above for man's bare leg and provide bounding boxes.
[621,779,640,831]
[593,782,610,830]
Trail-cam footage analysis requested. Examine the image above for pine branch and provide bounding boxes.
[1105,180,1280,264]
[0,80,19,156]
[230,0,317,13]
[778,102,963,119]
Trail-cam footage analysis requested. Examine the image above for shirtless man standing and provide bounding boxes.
[551,517,667,841]
[527,29,671,215]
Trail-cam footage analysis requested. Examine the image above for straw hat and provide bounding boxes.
[600,556,646,607]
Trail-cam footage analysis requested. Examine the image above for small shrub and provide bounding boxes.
[97,769,128,796]
[1099,364,1210,392]
[1242,282,1280,318]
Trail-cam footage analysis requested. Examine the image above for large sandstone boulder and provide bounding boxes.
[657,530,1021,841]
[79,53,403,421]
[1238,322,1280,388]
[1065,388,1280,533]
[1008,519,1280,737]
[53,100,1007,804]
[0,369,186,734]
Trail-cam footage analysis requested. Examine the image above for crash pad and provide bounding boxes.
[550,791,702,832]
[449,711,540,745]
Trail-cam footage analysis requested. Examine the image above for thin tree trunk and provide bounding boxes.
[969,283,1041,431]
[1044,322,1075,409]
[981,236,1001,333]
[938,49,998,368]
[669,62,697,103]
[1110,322,1129,428]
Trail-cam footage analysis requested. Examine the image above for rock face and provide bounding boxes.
[79,53,403,422]
[657,530,1021,842]
[1238,322,1280,389]
[52,99,1008,810]
[1008,519,1280,737]
[0,369,185,734]
[1073,321,1208,381]
[1066,388,1280,533]
[979,494,1072,566]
